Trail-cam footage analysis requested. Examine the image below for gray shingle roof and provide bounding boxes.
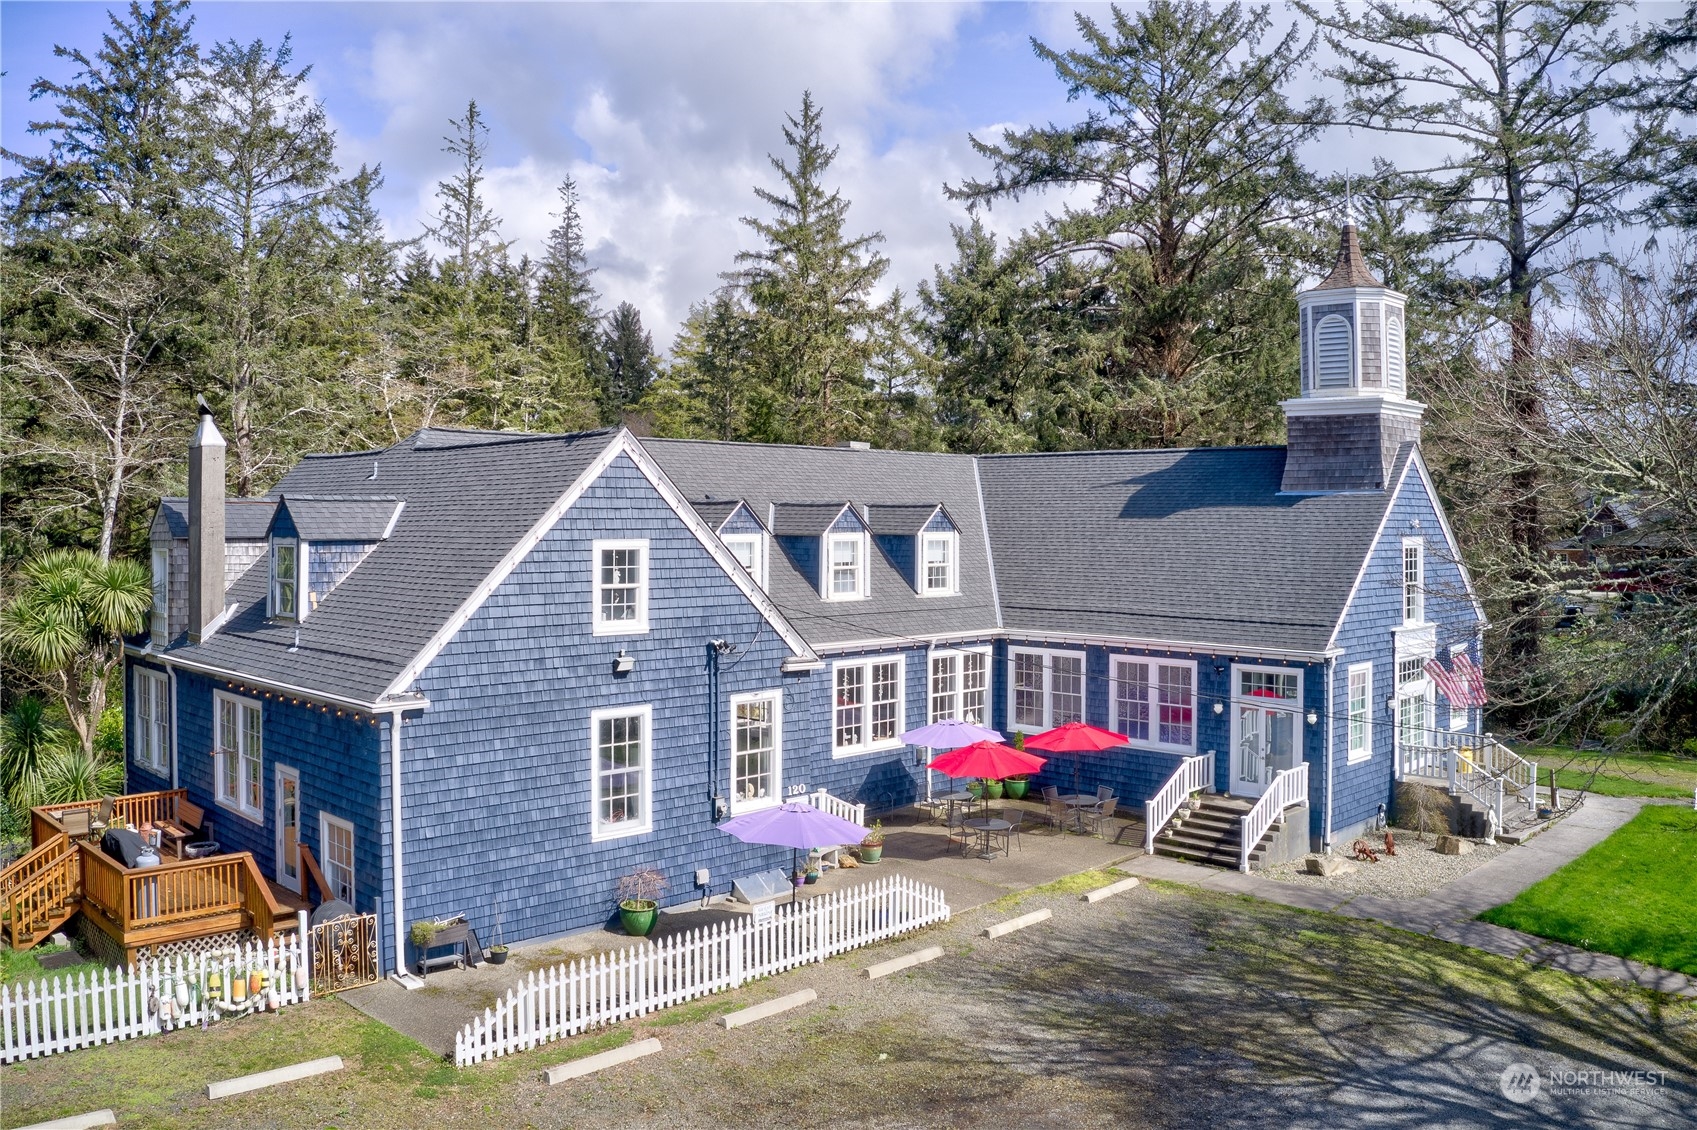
[1315,223,1384,290]
[975,446,1399,655]
[689,499,743,531]
[156,498,277,540]
[865,503,946,536]
[646,440,1002,647]
[770,502,854,537]
[273,496,402,542]
[160,428,617,703]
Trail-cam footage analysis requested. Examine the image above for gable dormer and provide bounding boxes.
[148,497,276,643]
[266,495,403,620]
[867,504,960,596]
[772,502,868,601]
[691,497,770,588]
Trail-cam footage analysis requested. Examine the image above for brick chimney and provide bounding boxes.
[188,401,226,641]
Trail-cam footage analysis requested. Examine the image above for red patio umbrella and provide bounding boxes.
[926,740,1047,781]
[1023,722,1130,792]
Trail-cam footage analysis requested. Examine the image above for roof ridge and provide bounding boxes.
[979,444,1286,459]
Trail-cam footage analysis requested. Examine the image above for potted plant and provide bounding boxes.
[966,779,984,800]
[616,867,666,937]
[487,898,508,965]
[1004,774,1031,799]
[410,919,444,953]
[859,820,885,864]
[804,850,821,884]
[983,777,1005,800]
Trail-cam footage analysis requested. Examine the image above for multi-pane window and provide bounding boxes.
[1397,657,1430,749]
[1156,663,1196,750]
[150,547,168,640]
[1403,539,1424,623]
[321,815,355,903]
[921,534,955,595]
[593,706,650,838]
[1348,664,1372,761]
[215,691,263,820]
[731,693,781,811]
[272,541,298,619]
[828,534,863,599]
[594,541,648,634]
[1109,658,1199,751]
[1114,660,1150,741]
[134,669,169,774]
[1009,650,1086,732]
[834,657,902,754]
[929,650,988,726]
[723,534,764,587]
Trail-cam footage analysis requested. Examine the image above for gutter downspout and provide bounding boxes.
[1323,656,1336,851]
[389,707,406,978]
[169,666,180,789]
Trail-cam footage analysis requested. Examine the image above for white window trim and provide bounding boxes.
[823,531,870,602]
[1346,662,1373,764]
[1108,655,1199,755]
[728,689,783,815]
[831,655,905,758]
[928,645,991,726]
[213,689,264,824]
[721,532,766,589]
[1006,647,1087,735]
[592,538,650,636]
[150,547,168,640]
[1401,536,1425,625]
[270,538,303,622]
[590,703,653,841]
[917,531,959,597]
[133,667,170,774]
[318,811,356,904]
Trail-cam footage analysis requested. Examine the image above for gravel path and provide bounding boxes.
[1260,837,1512,899]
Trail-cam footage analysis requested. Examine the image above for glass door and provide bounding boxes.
[1231,668,1302,797]
[275,766,300,891]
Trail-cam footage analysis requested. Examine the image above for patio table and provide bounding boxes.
[940,790,981,824]
[962,818,1013,861]
[1059,794,1097,834]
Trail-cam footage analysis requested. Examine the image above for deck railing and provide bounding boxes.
[30,791,189,847]
[807,789,866,828]
[1239,763,1308,873]
[6,843,79,949]
[2,833,70,906]
[1144,752,1215,853]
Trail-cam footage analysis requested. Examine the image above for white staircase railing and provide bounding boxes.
[1239,763,1308,873]
[1144,752,1215,853]
[1398,732,1537,820]
[808,789,866,828]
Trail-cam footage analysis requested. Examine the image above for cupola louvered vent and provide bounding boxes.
[1315,315,1353,388]
[1385,309,1405,394]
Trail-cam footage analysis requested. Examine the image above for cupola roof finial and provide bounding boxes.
[1315,178,1382,291]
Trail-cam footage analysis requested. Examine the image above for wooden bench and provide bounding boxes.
[161,800,206,859]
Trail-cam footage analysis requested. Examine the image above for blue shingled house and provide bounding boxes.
[126,224,1495,975]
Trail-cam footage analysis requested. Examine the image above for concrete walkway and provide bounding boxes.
[1126,794,1697,998]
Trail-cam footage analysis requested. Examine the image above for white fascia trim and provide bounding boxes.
[380,500,407,540]
[126,645,423,714]
[971,458,1004,629]
[814,629,1001,657]
[1324,453,1419,654]
[1408,449,1487,624]
[1279,394,1426,419]
[1010,630,1335,666]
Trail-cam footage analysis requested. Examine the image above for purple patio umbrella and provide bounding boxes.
[898,719,1004,749]
[718,802,870,903]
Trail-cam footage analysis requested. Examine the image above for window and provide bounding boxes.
[214,691,263,821]
[1385,308,1405,394]
[1008,649,1085,732]
[723,534,765,588]
[1315,314,1353,388]
[320,814,355,904]
[833,656,903,755]
[920,533,956,595]
[592,705,652,839]
[1347,663,1372,763]
[271,540,298,620]
[929,648,988,725]
[730,692,781,812]
[826,533,866,600]
[150,547,168,640]
[1402,539,1424,623]
[133,668,169,774]
[593,539,649,635]
[1112,658,1197,752]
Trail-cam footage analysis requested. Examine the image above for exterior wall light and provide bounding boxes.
[1212,701,1224,715]
[613,649,635,675]
[1306,710,1319,725]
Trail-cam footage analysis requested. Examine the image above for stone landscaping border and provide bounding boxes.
[544,1037,662,1084]
[207,1056,344,1099]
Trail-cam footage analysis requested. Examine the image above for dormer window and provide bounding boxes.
[723,533,766,588]
[921,532,956,595]
[271,540,300,620]
[150,546,169,640]
[827,533,866,600]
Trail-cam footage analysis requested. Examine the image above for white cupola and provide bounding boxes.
[1281,220,1425,494]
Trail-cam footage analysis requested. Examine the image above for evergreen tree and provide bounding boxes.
[427,100,509,284]
[657,292,760,440]
[535,177,600,340]
[599,301,658,422]
[946,1,1323,449]
[731,91,889,445]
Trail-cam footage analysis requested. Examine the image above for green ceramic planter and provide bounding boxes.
[984,779,1005,800]
[618,900,659,937]
[1004,778,1030,799]
[860,844,884,863]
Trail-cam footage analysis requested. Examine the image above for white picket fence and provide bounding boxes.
[455,874,949,1066]
[1,927,311,1063]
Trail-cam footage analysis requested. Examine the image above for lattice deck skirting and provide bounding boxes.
[135,929,259,966]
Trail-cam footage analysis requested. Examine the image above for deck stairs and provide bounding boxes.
[1152,795,1280,870]
[1,835,82,951]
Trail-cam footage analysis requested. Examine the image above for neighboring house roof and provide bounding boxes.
[646,439,1003,647]
[1313,223,1384,290]
[272,496,403,542]
[975,445,1406,655]
[155,498,277,540]
[158,428,618,703]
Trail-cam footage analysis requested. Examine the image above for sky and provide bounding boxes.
[1,2,1678,349]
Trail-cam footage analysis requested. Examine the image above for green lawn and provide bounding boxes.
[1529,747,1697,800]
[1480,804,1697,975]
[1,941,110,986]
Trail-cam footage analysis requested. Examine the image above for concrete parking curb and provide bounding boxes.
[208,1056,344,1099]
[544,1038,662,1084]
[1082,877,1140,902]
[15,1111,117,1130]
[864,945,944,979]
[720,989,817,1028]
[983,908,1051,938]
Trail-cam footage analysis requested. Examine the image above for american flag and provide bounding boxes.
[1424,657,1471,708]
[1453,650,1488,706]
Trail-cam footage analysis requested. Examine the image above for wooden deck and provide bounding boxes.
[2,790,310,964]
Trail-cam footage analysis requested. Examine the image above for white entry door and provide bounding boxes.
[1230,667,1303,798]
[275,766,301,891]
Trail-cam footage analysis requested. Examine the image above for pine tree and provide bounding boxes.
[731,91,888,445]
[428,100,509,284]
[535,177,600,340]
[599,301,658,422]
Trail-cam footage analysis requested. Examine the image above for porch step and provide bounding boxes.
[10,900,80,953]
[1153,794,1278,871]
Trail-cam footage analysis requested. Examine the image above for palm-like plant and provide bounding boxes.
[0,696,75,812]
[35,746,126,806]
[1,549,152,760]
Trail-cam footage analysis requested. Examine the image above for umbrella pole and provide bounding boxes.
[791,848,798,905]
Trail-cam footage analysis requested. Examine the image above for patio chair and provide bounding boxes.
[1043,789,1071,831]
[1095,784,1114,804]
[945,807,973,856]
[1084,795,1119,838]
[59,808,95,841]
[90,797,115,836]
[990,810,1025,856]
